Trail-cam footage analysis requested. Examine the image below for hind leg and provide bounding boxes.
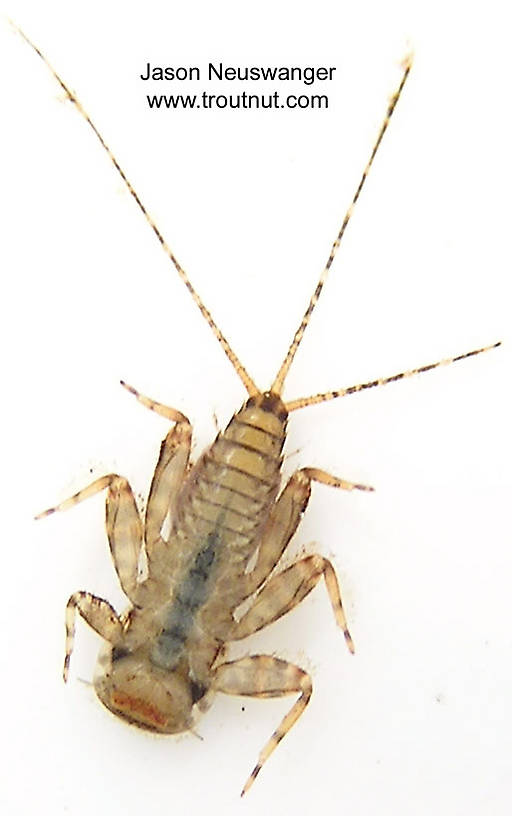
[213,655,312,796]
[63,591,123,681]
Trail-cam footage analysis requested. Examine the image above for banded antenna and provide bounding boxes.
[13,23,259,398]
[14,25,499,407]
[272,56,412,397]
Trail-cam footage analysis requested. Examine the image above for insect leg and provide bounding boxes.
[213,655,312,796]
[201,469,314,640]
[300,466,374,492]
[64,591,122,682]
[237,467,372,599]
[119,380,193,554]
[120,380,189,424]
[144,420,191,555]
[36,474,142,603]
[231,554,354,653]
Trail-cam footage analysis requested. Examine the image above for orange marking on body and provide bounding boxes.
[111,690,168,727]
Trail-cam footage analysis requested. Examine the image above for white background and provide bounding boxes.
[0,1,510,814]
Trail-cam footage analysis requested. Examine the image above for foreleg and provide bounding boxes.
[120,381,192,555]
[240,466,372,598]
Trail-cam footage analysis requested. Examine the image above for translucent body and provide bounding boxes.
[27,31,498,793]
[94,393,287,734]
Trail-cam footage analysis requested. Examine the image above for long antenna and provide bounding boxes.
[271,55,413,396]
[285,342,501,412]
[12,23,259,398]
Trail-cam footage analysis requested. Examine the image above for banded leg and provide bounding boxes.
[213,655,312,796]
[203,469,313,641]
[64,591,122,681]
[144,422,191,555]
[240,466,372,599]
[233,554,354,653]
[36,474,142,603]
[120,381,192,555]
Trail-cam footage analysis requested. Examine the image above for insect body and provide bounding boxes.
[23,25,499,796]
